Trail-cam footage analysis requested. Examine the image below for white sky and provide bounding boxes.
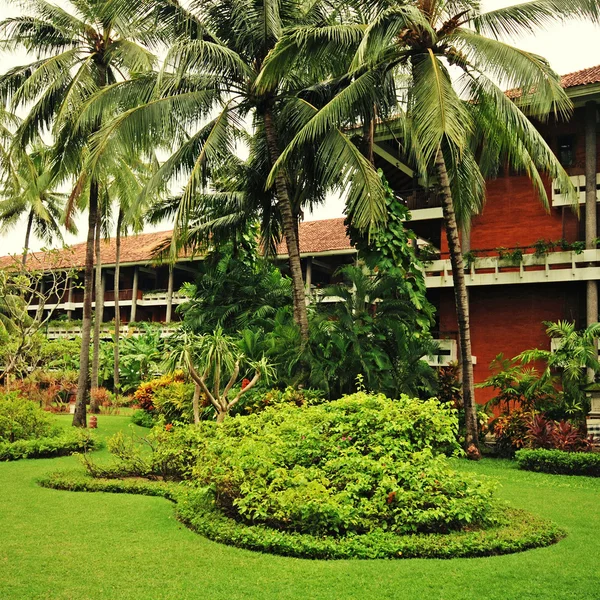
[1,0,600,254]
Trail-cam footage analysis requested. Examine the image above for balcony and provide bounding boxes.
[424,249,600,288]
[552,173,600,207]
[400,191,443,221]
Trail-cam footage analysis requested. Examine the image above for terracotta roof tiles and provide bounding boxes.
[1,218,355,270]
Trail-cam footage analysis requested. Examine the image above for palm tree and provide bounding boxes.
[79,0,385,341]
[0,143,74,264]
[0,0,158,426]
[261,0,600,456]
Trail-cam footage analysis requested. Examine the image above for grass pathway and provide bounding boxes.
[1,415,599,599]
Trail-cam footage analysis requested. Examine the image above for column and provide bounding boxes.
[66,279,73,320]
[130,266,139,323]
[305,257,312,296]
[585,100,598,387]
[165,266,174,324]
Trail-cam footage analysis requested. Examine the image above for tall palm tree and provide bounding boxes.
[79,0,385,341]
[0,143,74,264]
[0,0,158,426]
[261,0,599,456]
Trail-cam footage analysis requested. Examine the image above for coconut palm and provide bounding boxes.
[0,143,74,264]
[260,0,600,455]
[78,0,385,341]
[0,0,158,426]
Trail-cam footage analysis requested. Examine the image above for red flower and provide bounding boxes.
[241,378,251,390]
[165,424,173,431]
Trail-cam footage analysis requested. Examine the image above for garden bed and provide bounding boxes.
[38,471,565,560]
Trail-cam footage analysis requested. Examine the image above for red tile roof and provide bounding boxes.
[0,218,355,270]
[560,64,600,89]
[506,64,600,99]
[275,218,353,256]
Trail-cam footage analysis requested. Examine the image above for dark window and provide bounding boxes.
[557,135,576,167]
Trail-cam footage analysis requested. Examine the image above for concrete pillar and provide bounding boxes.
[305,257,312,292]
[66,279,73,320]
[585,100,598,386]
[461,222,471,255]
[130,266,139,323]
[165,266,174,324]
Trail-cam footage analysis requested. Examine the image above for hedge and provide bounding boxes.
[38,471,566,560]
[515,448,600,477]
[0,430,99,461]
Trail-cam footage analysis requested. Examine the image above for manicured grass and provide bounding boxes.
[1,415,599,599]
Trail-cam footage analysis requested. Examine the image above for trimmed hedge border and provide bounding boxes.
[38,471,566,560]
[0,431,100,461]
[515,449,600,477]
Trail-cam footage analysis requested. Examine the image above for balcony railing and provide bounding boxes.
[424,249,600,288]
[399,190,443,221]
[552,173,600,207]
[46,323,177,340]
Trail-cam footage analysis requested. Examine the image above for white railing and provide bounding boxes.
[46,324,177,340]
[552,173,600,207]
[424,249,600,288]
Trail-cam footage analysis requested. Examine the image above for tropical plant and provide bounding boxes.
[78,0,386,341]
[0,0,159,426]
[0,142,73,264]
[119,326,165,393]
[166,328,274,423]
[261,0,600,456]
[518,321,600,420]
[309,264,437,399]
[178,239,292,335]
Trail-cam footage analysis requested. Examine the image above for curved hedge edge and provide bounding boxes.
[0,431,101,461]
[38,471,566,560]
[515,449,600,477]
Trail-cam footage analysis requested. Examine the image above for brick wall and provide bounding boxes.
[438,283,582,405]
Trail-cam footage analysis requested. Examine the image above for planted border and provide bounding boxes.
[38,472,565,560]
[0,431,99,461]
[516,448,600,477]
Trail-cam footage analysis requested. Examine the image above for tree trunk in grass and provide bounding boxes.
[90,209,103,410]
[435,146,480,459]
[72,180,99,427]
[113,209,123,395]
[263,108,308,341]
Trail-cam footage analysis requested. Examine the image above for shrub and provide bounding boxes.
[191,393,496,537]
[39,472,565,560]
[152,381,195,423]
[0,429,98,461]
[491,411,593,456]
[0,392,57,442]
[131,409,155,428]
[515,448,600,477]
[133,372,185,413]
[230,385,325,416]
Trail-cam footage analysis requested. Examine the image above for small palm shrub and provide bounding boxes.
[191,393,496,536]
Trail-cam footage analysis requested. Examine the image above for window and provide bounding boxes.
[557,135,576,167]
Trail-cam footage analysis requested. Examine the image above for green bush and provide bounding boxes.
[0,392,57,442]
[152,381,195,423]
[515,448,600,476]
[131,409,155,428]
[191,393,496,536]
[0,429,98,461]
[38,472,565,560]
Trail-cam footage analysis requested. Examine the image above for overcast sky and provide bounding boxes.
[1,0,600,254]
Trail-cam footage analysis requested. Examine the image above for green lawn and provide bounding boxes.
[1,415,599,600]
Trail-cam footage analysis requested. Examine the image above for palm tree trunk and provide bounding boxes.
[435,147,480,459]
[113,209,123,395]
[263,108,309,340]
[90,210,103,406]
[22,210,34,266]
[72,180,99,427]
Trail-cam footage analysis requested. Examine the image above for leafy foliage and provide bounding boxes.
[516,448,600,477]
[190,393,495,536]
[0,429,97,461]
[0,392,56,442]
